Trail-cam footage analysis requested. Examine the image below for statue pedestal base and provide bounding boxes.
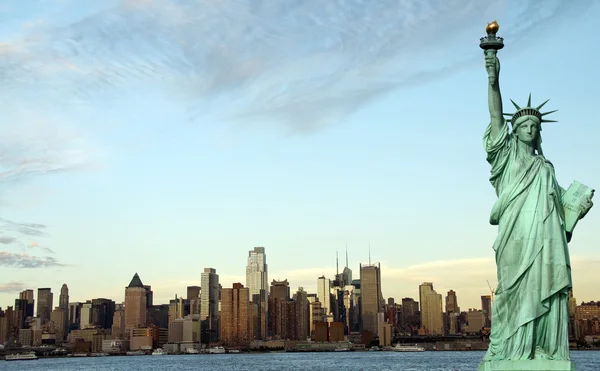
[478,360,575,371]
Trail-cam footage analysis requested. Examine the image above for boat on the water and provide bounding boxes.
[208,346,226,354]
[392,344,425,352]
[152,348,167,356]
[91,353,109,357]
[228,349,241,353]
[5,352,38,361]
[334,347,350,352]
[185,348,200,354]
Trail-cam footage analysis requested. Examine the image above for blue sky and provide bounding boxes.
[1,0,599,310]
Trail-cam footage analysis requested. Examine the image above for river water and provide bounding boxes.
[2,351,599,370]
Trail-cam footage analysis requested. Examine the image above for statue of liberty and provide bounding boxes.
[479,21,594,370]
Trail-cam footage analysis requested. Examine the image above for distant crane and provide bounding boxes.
[486,280,496,305]
[486,280,496,322]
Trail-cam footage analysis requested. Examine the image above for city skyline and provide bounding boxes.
[1,2,600,311]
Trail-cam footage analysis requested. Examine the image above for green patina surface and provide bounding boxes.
[478,22,593,370]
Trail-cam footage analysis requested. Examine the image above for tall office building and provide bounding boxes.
[342,249,353,288]
[419,282,443,335]
[295,287,309,341]
[59,284,69,339]
[220,283,250,346]
[91,298,116,329]
[268,280,290,339]
[201,268,219,343]
[401,297,420,334]
[124,273,147,333]
[246,247,268,296]
[68,302,82,330]
[246,247,268,340]
[187,286,201,300]
[360,263,383,334]
[445,290,460,335]
[19,289,34,316]
[37,288,53,324]
[481,295,492,327]
[316,276,331,315]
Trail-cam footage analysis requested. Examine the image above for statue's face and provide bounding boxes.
[515,118,539,145]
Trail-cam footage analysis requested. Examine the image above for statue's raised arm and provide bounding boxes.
[485,50,503,138]
[480,21,505,139]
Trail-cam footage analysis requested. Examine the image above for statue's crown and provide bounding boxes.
[503,94,558,129]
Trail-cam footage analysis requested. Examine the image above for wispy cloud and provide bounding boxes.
[0,281,26,293]
[0,236,16,244]
[0,218,46,237]
[0,251,64,268]
[0,0,592,130]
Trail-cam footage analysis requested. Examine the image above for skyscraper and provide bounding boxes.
[246,247,268,297]
[201,268,219,343]
[124,273,147,334]
[268,279,290,339]
[445,290,460,335]
[316,276,331,315]
[220,283,250,346]
[295,287,309,340]
[342,248,352,286]
[360,263,383,334]
[59,284,69,340]
[419,282,443,335]
[481,295,492,327]
[246,247,268,340]
[37,288,53,324]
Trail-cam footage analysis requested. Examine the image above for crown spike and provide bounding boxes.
[541,119,558,123]
[510,100,521,110]
[536,99,550,110]
[527,93,532,107]
[541,110,558,116]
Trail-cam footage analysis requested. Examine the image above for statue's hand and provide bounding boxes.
[485,50,500,86]
[580,198,594,220]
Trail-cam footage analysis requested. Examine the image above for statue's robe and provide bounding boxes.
[483,121,571,361]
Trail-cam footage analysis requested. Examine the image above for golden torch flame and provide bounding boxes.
[486,20,499,35]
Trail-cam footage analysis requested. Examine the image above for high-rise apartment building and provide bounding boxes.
[201,268,219,343]
[419,282,443,335]
[360,263,383,335]
[36,288,53,324]
[125,273,147,333]
[268,279,290,339]
[220,283,250,346]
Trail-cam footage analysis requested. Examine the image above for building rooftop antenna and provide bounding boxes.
[345,244,349,268]
[336,249,339,276]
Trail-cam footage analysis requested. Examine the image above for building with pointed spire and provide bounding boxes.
[124,273,147,336]
[342,248,352,286]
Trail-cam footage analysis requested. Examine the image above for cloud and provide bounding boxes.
[0,251,64,268]
[0,236,16,244]
[0,0,593,130]
[0,218,46,237]
[0,281,26,293]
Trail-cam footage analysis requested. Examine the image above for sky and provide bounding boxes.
[1,0,599,311]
